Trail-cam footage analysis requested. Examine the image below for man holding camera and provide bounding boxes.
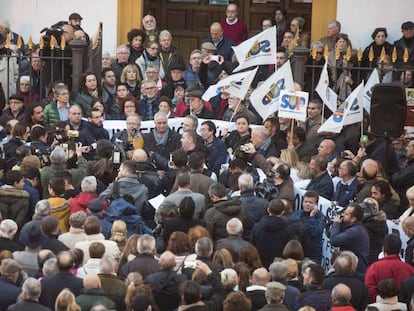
[68,105,100,160]
[330,203,370,278]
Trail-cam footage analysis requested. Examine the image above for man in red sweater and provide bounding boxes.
[364,234,414,302]
[219,3,248,46]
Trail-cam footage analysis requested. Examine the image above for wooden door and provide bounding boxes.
[144,0,312,65]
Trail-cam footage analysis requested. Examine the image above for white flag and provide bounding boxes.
[318,82,365,134]
[317,109,345,134]
[201,67,258,102]
[315,61,337,112]
[278,90,309,122]
[250,60,295,120]
[343,82,364,126]
[232,26,277,72]
[363,69,380,113]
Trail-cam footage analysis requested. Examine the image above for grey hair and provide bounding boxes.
[154,111,168,121]
[310,41,324,50]
[42,257,58,277]
[116,44,130,54]
[34,199,51,218]
[0,219,18,239]
[146,64,159,73]
[159,29,172,39]
[50,147,66,165]
[99,256,116,274]
[238,173,253,190]
[226,218,243,235]
[137,234,156,255]
[252,126,269,139]
[22,277,42,300]
[81,176,97,193]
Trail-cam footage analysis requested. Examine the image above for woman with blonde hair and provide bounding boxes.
[120,64,142,98]
[110,220,128,253]
[280,149,300,182]
[55,288,81,311]
[119,234,140,271]
[213,248,235,269]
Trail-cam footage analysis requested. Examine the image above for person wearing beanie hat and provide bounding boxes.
[0,258,22,311]
[85,199,112,239]
[58,211,88,249]
[2,94,26,122]
[394,21,414,65]
[13,221,48,277]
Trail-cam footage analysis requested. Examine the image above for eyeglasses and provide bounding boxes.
[316,51,323,55]
[144,86,157,90]
[146,71,158,74]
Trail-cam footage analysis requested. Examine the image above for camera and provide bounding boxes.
[340,151,348,158]
[40,21,67,47]
[67,130,79,141]
[359,201,376,221]
[240,145,250,152]
[210,55,219,62]
[255,178,279,201]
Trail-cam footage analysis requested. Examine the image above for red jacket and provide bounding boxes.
[69,192,98,214]
[364,254,414,302]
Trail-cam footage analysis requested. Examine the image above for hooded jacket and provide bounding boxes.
[204,197,245,241]
[0,186,29,229]
[251,215,293,268]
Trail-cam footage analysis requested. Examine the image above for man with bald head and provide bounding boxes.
[331,283,353,309]
[318,139,338,162]
[355,159,380,202]
[40,251,84,309]
[146,250,187,311]
[323,252,369,311]
[132,148,162,199]
[203,22,234,62]
[75,274,116,310]
[246,267,270,311]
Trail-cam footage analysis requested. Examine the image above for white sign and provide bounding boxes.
[278,90,309,122]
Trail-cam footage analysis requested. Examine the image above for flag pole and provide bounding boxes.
[289,118,295,145]
[229,99,242,123]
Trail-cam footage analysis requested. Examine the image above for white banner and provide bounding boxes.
[232,26,277,72]
[103,118,237,139]
[363,69,380,113]
[202,67,258,101]
[342,82,364,126]
[315,61,338,113]
[250,60,295,120]
[278,90,309,122]
[293,187,408,271]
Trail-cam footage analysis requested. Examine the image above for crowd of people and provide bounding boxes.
[1,3,414,311]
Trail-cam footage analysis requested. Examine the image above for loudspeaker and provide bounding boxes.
[370,83,406,137]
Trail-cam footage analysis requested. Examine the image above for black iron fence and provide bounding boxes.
[0,23,102,105]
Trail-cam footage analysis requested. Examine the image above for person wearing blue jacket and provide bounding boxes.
[294,190,325,264]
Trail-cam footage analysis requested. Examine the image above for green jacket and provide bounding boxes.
[75,288,117,311]
[40,156,88,198]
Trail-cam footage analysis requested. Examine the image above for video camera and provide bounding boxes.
[40,21,67,47]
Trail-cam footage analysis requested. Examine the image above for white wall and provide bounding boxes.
[337,0,413,50]
[1,0,412,56]
[0,0,118,55]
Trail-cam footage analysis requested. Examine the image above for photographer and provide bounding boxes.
[330,203,370,278]
[40,143,88,199]
[29,125,52,166]
[112,114,144,159]
[67,105,96,160]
